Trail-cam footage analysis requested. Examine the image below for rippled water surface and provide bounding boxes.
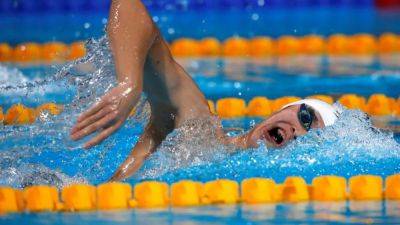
[3,202,400,225]
[0,36,400,188]
[0,36,400,224]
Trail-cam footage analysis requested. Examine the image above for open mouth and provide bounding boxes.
[267,127,285,146]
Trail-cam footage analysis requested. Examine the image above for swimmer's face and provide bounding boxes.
[247,104,324,148]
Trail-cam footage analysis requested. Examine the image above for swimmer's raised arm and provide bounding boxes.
[70,0,159,148]
[108,0,157,85]
[71,0,233,180]
[110,35,213,181]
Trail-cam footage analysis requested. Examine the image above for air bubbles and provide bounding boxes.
[135,116,229,181]
[152,16,159,23]
[83,22,91,29]
[167,28,175,35]
[249,119,256,128]
[233,82,242,89]
[251,13,259,21]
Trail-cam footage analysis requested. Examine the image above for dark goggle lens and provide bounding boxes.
[298,103,313,131]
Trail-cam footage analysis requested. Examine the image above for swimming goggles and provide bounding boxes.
[297,103,315,131]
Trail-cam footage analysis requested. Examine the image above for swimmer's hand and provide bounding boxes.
[70,82,141,148]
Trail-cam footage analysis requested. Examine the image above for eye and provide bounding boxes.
[297,104,314,131]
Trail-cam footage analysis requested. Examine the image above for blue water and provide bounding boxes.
[1,56,400,109]
[1,5,400,225]
[2,202,400,225]
[1,8,400,44]
[0,38,400,225]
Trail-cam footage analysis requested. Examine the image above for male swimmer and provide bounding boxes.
[70,0,340,181]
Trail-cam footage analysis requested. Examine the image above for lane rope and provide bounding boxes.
[1,33,399,63]
[1,94,399,125]
[0,174,399,213]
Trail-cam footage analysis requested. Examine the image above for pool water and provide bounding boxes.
[2,202,400,225]
[0,36,399,192]
[1,43,400,224]
[1,6,400,225]
[2,55,400,109]
[2,7,400,44]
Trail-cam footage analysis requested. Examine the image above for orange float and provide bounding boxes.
[134,181,169,208]
[249,37,274,56]
[13,43,41,62]
[170,38,200,57]
[276,36,300,55]
[68,42,86,60]
[272,96,301,112]
[349,175,382,200]
[202,179,239,204]
[299,35,326,54]
[4,104,36,125]
[378,33,400,53]
[348,34,377,55]
[0,107,4,124]
[326,34,349,55]
[338,94,366,111]
[97,182,132,210]
[171,180,203,207]
[0,187,20,213]
[365,94,395,116]
[241,178,277,204]
[307,95,334,104]
[281,177,309,202]
[23,185,60,212]
[385,174,400,200]
[0,43,12,62]
[222,37,249,56]
[199,37,221,56]
[246,97,272,117]
[62,184,96,211]
[41,42,68,62]
[311,176,347,201]
[394,98,400,117]
[36,103,63,115]
[216,98,247,118]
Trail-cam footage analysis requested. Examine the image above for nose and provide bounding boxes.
[292,123,308,137]
[291,127,297,139]
[287,126,295,141]
[291,126,308,140]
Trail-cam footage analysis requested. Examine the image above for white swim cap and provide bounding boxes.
[282,99,341,127]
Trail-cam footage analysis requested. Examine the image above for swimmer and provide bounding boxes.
[70,0,341,181]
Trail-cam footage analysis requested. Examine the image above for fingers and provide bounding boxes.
[71,106,113,136]
[71,111,117,141]
[83,122,121,149]
[77,100,106,123]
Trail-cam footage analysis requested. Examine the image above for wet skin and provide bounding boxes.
[70,0,326,181]
[245,105,325,148]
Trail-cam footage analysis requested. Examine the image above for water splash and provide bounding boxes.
[135,116,233,180]
[135,105,400,184]
[1,36,400,188]
[0,66,34,86]
[0,36,149,188]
